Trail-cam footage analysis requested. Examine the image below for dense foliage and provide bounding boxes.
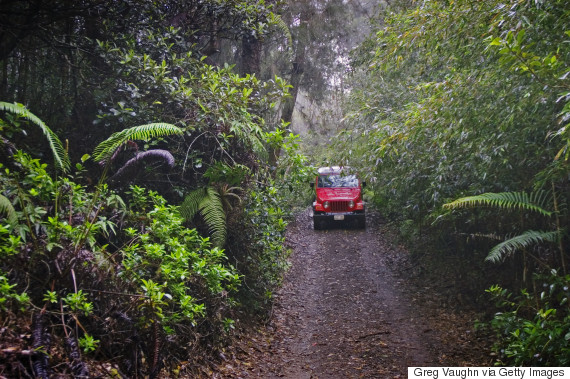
[344,0,569,365]
[485,271,570,366]
[0,146,242,376]
[0,0,315,377]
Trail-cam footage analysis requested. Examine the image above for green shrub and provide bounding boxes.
[121,186,240,331]
[0,151,242,375]
[484,271,570,366]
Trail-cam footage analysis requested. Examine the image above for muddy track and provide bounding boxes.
[217,209,491,378]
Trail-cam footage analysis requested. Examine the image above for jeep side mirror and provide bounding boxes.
[362,181,367,187]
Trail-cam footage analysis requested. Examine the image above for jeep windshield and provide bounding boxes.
[317,174,359,188]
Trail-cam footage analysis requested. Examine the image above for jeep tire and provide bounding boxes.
[313,219,324,230]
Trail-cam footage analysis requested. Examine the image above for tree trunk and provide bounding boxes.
[281,8,308,126]
[240,33,261,76]
[268,9,309,167]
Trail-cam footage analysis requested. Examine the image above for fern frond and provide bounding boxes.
[272,14,292,52]
[93,123,183,163]
[0,194,17,225]
[443,191,553,217]
[200,187,226,248]
[486,230,560,263]
[180,187,207,221]
[0,102,70,172]
[180,187,227,248]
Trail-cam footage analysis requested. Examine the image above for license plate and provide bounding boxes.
[334,215,344,221]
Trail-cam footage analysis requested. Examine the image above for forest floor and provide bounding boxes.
[214,209,494,378]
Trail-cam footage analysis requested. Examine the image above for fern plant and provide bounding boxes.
[180,186,235,248]
[485,230,560,263]
[0,102,70,172]
[0,194,17,225]
[443,191,553,217]
[443,191,563,266]
[92,123,183,164]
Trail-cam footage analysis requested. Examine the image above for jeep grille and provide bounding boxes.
[330,201,349,212]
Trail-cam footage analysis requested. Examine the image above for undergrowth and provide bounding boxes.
[482,271,570,366]
[0,153,242,377]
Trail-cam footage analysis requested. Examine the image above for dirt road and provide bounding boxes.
[217,210,490,378]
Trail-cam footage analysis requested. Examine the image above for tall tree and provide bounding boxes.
[274,0,378,149]
[281,6,310,127]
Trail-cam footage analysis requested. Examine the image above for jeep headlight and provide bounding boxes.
[348,200,355,208]
[323,201,330,209]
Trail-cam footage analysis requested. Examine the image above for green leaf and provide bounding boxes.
[180,186,227,248]
[486,230,560,263]
[443,191,553,217]
[92,123,183,163]
[0,194,17,225]
[200,187,226,248]
[516,30,525,45]
[489,37,502,46]
[0,102,70,172]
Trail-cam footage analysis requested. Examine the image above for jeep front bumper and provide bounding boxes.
[312,211,365,222]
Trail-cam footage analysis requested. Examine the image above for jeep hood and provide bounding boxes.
[317,188,360,201]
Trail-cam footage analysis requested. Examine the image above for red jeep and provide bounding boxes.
[311,166,366,230]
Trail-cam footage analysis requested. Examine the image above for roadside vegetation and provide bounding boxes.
[0,1,313,377]
[342,0,570,366]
